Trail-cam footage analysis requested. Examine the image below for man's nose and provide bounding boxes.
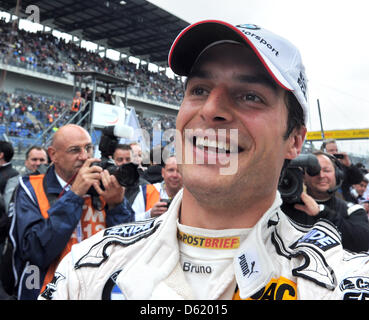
[318,170,327,179]
[78,148,90,159]
[199,85,234,124]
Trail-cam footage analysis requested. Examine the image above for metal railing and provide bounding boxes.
[30,101,90,148]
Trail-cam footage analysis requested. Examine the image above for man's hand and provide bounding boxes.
[294,192,321,216]
[336,152,351,167]
[93,169,125,209]
[150,201,169,217]
[70,158,102,197]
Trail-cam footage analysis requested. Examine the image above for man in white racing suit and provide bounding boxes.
[39,20,369,300]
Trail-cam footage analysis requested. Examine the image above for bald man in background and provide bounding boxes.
[10,124,135,300]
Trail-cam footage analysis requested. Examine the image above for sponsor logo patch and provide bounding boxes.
[237,24,260,30]
[296,228,339,251]
[75,220,161,269]
[40,272,65,300]
[235,250,261,291]
[238,254,259,278]
[233,277,297,300]
[236,26,279,57]
[104,219,157,238]
[177,231,240,249]
[340,277,369,300]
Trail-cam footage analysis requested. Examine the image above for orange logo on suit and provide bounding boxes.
[233,277,297,300]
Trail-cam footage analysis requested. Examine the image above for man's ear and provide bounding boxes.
[47,146,56,163]
[285,126,307,160]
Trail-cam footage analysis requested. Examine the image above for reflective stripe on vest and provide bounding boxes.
[27,174,108,294]
[145,184,161,211]
[28,174,49,219]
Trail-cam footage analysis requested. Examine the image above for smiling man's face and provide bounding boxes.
[176,43,303,210]
[304,154,337,199]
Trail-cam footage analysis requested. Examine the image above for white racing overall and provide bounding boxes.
[39,189,369,300]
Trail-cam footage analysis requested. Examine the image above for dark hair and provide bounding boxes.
[284,92,305,140]
[320,139,337,152]
[25,145,46,160]
[114,144,132,152]
[0,140,14,162]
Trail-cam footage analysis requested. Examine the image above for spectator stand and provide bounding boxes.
[0,1,187,164]
[70,70,134,134]
[28,71,134,151]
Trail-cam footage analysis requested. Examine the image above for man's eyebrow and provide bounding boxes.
[186,69,278,92]
[184,69,210,89]
[236,74,278,92]
[187,69,211,80]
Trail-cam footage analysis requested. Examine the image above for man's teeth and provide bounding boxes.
[195,137,235,153]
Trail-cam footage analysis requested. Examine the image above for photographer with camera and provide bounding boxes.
[282,151,369,252]
[320,139,364,201]
[112,143,151,207]
[10,124,135,300]
[113,144,133,166]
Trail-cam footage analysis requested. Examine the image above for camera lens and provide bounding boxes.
[279,168,303,203]
[111,163,139,187]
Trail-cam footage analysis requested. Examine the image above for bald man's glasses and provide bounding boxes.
[66,144,94,155]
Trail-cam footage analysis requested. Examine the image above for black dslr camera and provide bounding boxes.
[88,125,139,208]
[92,125,139,188]
[278,154,321,204]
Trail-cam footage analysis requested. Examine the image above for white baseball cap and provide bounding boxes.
[168,20,309,122]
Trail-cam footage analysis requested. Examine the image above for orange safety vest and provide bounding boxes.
[70,98,81,112]
[28,174,107,292]
[144,184,161,211]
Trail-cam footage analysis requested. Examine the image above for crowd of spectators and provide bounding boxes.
[0,90,65,138]
[0,88,177,153]
[0,18,184,106]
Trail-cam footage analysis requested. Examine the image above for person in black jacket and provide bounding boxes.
[283,151,369,253]
[0,141,18,196]
[0,141,19,299]
[0,140,18,242]
[320,139,363,201]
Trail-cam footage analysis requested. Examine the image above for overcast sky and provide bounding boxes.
[149,0,369,156]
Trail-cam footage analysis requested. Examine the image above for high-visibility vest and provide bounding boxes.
[28,174,107,292]
[70,98,81,112]
[143,184,161,211]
